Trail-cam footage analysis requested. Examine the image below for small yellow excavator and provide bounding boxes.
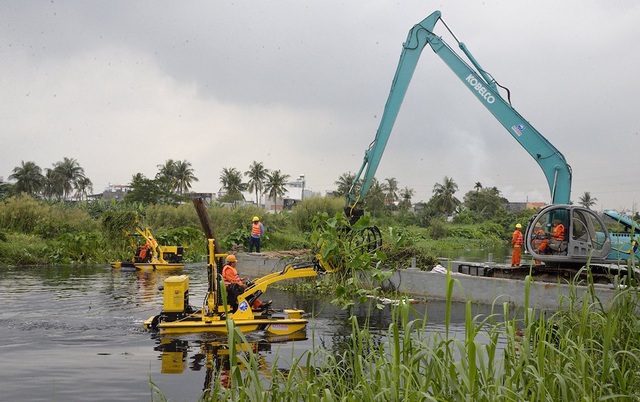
[111,226,185,270]
[143,198,331,335]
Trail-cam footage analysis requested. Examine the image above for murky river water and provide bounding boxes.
[0,264,500,401]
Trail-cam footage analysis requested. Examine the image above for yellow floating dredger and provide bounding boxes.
[143,198,330,335]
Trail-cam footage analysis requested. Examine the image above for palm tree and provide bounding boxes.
[432,176,461,215]
[366,178,386,217]
[383,177,399,207]
[219,167,246,201]
[8,161,44,196]
[245,161,269,205]
[474,182,483,192]
[74,176,94,201]
[42,168,64,200]
[399,186,415,210]
[53,157,86,200]
[156,159,177,193]
[578,191,598,210]
[173,160,198,195]
[264,170,290,211]
[334,172,357,197]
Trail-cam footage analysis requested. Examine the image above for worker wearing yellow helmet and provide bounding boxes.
[249,216,264,253]
[511,223,524,267]
[222,254,267,311]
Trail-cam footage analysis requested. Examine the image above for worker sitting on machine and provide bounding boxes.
[538,219,566,254]
[134,241,153,263]
[221,254,269,312]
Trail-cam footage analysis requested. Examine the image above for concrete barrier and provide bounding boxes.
[236,253,621,311]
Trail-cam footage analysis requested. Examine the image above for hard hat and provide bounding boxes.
[535,222,542,227]
[252,216,260,222]
[515,223,522,229]
[226,254,237,263]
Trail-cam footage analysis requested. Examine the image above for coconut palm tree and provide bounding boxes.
[383,177,399,207]
[474,182,483,192]
[173,160,198,195]
[432,176,461,215]
[42,168,64,200]
[74,176,94,201]
[52,157,86,200]
[245,161,269,205]
[578,191,598,210]
[219,167,246,201]
[8,161,44,196]
[156,159,177,193]
[399,186,415,210]
[264,170,290,211]
[366,178,386,217]
[334,172,357,197]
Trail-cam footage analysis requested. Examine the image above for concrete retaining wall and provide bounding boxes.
[236,253,620,311]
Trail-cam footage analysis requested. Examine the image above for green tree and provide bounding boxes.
[334,172,357,197]
[8,161,44,196]
[53,157,86,200]
[398,186,415,210]
[42,167,64,200]
[264,170,290,211]
[74,176,94,201]
[474,182,483,192]
[156,159,177,194]
[173,160,198,195]
[125,173,164,204]
[383,177,399,207]
[219,167,246,202]
[462,186,507,220]
[245,161,269,205]
[365,178,386,217]
[431,176,461,216]
[578,191,598,210]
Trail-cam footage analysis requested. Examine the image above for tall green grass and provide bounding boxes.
[185,269,640,401]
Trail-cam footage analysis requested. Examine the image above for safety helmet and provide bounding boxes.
[515,223,522,229]
[252,216,260,222]
[226,254,237,263]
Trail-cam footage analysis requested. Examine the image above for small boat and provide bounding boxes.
[111,227,185,271]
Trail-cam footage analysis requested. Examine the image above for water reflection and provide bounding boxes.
[0,264,511,401]
[151,330,309,395]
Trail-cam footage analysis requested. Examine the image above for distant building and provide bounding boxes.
[92,184,131,201]
[188,192,214,204]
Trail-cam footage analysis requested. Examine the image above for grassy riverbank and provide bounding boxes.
[154,271,640,401]
[0,194,509,267]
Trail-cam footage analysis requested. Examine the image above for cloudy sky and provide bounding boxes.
[2,1,639,211]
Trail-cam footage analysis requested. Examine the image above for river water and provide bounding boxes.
[0,264,499,401]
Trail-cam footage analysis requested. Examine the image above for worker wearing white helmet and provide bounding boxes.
[511,223,524,267]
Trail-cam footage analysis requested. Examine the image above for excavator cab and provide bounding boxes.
[525,205,611,267]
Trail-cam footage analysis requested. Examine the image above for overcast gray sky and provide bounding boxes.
[2,1,639,211]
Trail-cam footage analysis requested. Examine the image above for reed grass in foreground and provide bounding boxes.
[152,269,640,401]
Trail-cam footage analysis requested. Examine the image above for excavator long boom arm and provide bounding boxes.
[347,10,572,213]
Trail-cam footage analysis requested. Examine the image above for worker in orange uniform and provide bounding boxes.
[221,254,266,311]
[538,219,565,254]
[511,223,524,267]
[531,222,546,264]
[249,216,264,253]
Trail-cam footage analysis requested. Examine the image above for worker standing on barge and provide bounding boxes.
[511,223,524,266]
